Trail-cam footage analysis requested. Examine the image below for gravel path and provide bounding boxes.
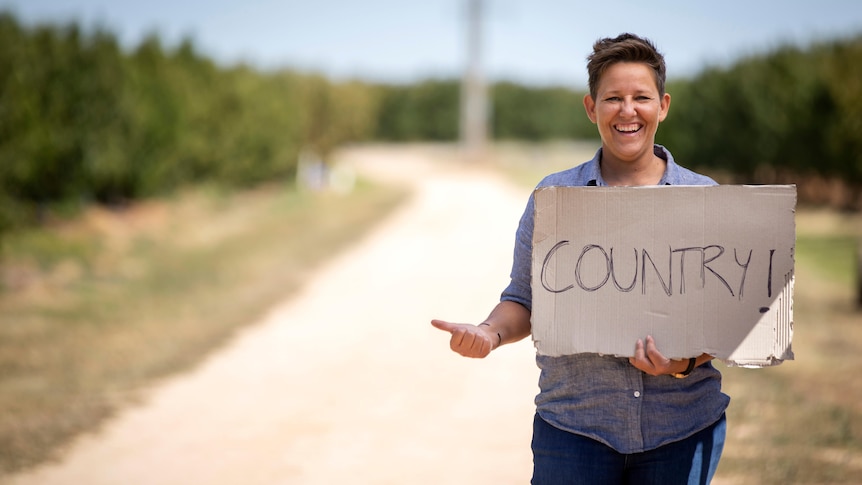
[9,146,541,485]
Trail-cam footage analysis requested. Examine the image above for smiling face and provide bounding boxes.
[583,62,671,170]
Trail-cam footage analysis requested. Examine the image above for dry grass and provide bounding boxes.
[0,177,408,475]
[714,208,862,484]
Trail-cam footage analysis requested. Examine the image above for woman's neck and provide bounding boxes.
[599,152,666,187]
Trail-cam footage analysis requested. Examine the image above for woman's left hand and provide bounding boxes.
[629,335,690,376]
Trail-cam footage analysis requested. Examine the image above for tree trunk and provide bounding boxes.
[857,239,862,310]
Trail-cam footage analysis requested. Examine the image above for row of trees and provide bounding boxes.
[372,80,596,141]
[1,11,861,235]
[0,13,376,232]
[660,39,862,205]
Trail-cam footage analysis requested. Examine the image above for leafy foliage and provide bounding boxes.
[0,14,376,234]
[659,36,862,207]
[372,80,461,141]
[492,82,595,141]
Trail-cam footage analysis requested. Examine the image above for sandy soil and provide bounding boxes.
[8,146,543,485]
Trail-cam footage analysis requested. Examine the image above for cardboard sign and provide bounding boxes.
[530,185,796,367]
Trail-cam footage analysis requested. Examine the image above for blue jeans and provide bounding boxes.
[531,413,726,485]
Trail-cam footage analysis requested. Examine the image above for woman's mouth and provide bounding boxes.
[615,123,642,134]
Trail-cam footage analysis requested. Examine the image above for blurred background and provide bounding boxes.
[1,0,862,217]
[1,0,861,483]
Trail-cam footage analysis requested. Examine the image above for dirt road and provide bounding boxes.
[9,146,543,485]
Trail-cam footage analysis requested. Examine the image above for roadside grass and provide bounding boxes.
[0,177,408,475]
[491,143,862,484]
[716,209,862,484]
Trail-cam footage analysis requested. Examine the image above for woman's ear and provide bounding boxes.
[658,92,671,122]
[583,94,597,124]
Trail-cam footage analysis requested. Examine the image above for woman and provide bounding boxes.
[432,33,730,485]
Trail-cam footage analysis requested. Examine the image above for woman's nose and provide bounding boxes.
[620,98,636,116]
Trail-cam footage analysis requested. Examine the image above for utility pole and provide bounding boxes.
[460,0,488,162]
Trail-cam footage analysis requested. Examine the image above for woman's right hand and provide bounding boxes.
[431,320,497,358]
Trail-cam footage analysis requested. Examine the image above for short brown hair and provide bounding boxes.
[586,33,666,99]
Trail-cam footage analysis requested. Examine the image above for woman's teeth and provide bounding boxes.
[616,124,641,133]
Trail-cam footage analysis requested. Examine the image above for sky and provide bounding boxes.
[4,0,862,87]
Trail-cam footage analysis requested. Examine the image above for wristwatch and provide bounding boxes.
[671,357,697,379]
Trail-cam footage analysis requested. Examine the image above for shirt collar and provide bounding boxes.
[586,145,677,186]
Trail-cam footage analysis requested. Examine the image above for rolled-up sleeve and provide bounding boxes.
[500,193,535,311]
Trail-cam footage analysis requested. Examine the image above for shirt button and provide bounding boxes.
[634,391,641,398]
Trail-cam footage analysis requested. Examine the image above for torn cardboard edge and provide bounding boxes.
[530,185,796,368]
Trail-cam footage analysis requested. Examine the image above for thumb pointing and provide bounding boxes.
[431,319,457,333]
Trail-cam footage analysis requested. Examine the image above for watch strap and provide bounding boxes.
[672,357,697,378]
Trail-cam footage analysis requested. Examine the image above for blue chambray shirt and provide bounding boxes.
[502,145,731,454]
